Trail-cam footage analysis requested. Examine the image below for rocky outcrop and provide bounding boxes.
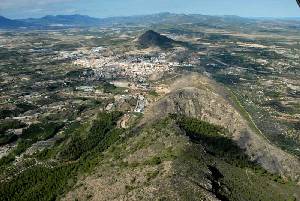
[62,74,300,201]
[142,74,300,182]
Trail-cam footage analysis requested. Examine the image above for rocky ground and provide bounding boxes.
[62,74,300,201]
[143,74,300,181]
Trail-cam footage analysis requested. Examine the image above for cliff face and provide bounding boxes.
[142,74,300,182]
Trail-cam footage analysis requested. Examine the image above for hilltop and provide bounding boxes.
[22,14,101,27]
[138,30,178,48]
[138,30,176,49]
[0,16,30,28]
[62,74,300,201]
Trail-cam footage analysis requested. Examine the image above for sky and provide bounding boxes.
[0,0,299,19]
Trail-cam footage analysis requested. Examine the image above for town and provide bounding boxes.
[0,14,300,200]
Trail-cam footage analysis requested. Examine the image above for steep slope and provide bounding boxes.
[63,117,299,201]
[61,74,300,201]
[142,74,300,182]
[63,120,218,200]
[138,30,176,49]
[2,73,299,200]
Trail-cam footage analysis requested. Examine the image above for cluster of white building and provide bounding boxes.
[72,48,179,82]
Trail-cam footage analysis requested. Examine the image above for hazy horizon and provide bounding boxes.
[2,12,300,21]
[0,0,299,19]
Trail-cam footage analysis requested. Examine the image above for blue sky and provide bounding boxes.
[0,0,299,19]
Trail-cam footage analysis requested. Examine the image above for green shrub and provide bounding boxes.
[60,111,123,161]
[0,111,125,201]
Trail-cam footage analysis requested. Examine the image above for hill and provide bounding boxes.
[22,14,101,27]
[0,13,258,29]
[138,30,176,49]
[1,13,299,30]
[141,74,300,181]
[1,74,299,201]
[61,75,300,200]
[0,16,30,28]
[62,116,299,201]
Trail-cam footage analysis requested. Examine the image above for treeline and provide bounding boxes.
[0,122,64,167]
[0,111,125,201]
[171,114,262,169]
[0,165,76,201]
[171,114,286,182]
[60,111,123,161]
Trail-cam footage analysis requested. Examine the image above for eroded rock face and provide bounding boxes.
[143,84,300,182]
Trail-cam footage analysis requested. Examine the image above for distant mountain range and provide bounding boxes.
[22,14,101,27]
[0,16,32,28]
[1,13,300,29]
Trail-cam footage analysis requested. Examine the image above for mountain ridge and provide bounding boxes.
[0,16,31,28]
[62,74,300,200]
[1,13,300,29]
[0,13,261,29]
[141,74,300,182]
[22,14,101,27]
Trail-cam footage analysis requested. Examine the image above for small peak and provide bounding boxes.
[138,30,174,49]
